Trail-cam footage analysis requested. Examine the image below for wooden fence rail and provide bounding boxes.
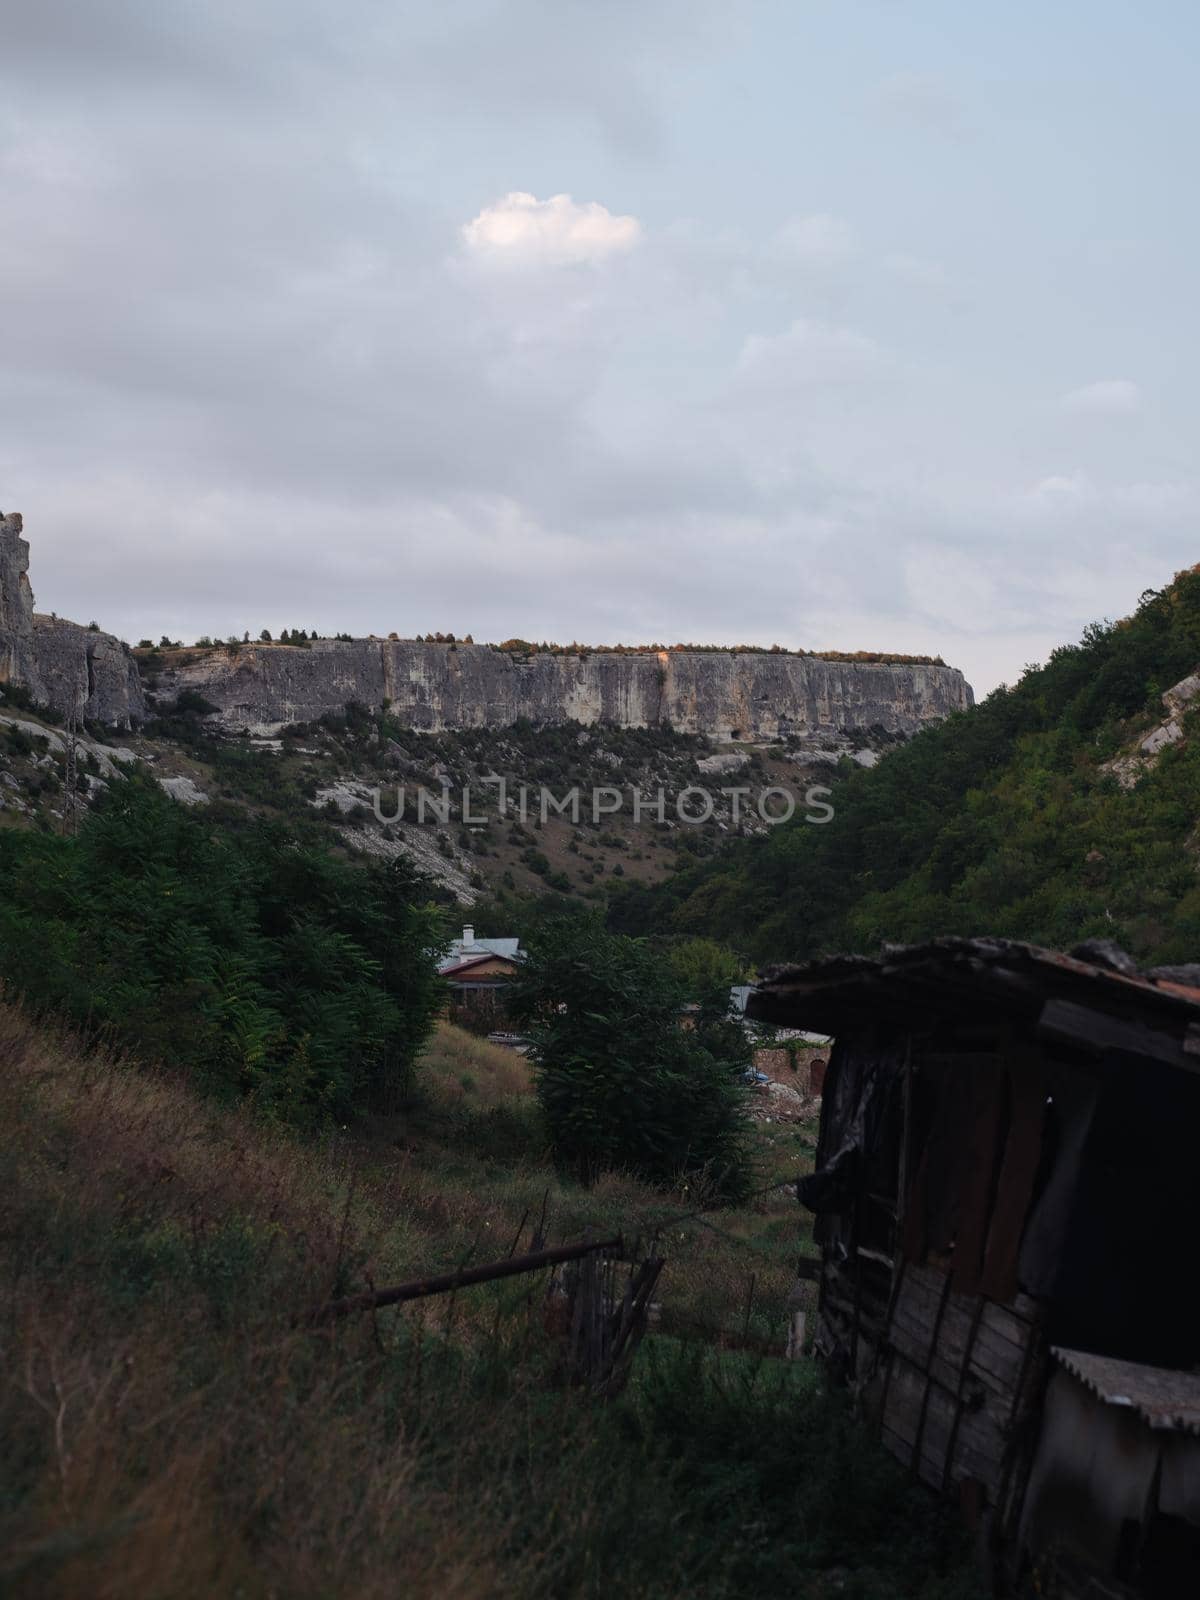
[313,1234,625,1325]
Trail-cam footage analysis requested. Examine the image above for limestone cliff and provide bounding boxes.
[32,616,146,728]
[0,513,45,700]
[0,513,144,727]
[152,639,973,741]
[3,509,972,739]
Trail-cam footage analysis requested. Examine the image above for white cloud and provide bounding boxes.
[1029,472,1092,502]
[462,191,641,266]
[1061,378,1142,416]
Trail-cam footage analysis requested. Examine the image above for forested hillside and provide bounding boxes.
[611,570,1200,968]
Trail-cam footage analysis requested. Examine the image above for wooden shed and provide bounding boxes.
[749,937,1200,1597]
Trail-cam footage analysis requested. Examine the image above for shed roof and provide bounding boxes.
[1053,1347,1200,1437]
[748,937,1200,1068]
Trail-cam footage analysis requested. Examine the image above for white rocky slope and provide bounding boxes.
[1101,671,1200,790]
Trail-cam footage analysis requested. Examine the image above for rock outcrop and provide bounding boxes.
[152,639,973,741]
[32,616,145,728]
[0,512,45,701]
[0,514,144,727]
[1101,669,1200,790]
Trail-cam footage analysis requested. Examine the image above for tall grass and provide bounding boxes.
[0,1007,982,1598]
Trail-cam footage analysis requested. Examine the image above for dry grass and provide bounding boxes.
[419,1021,534,1106]
[0,1006,980,1600]
[0,1008,497,1598]
[0,1007,810,1597]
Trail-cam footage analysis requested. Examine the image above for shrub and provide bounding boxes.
[174,688,220,717]
[665,937,746,1006]
[511,914,751,1197]
[0,778,447,1124]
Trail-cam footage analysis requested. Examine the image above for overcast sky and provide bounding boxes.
[2,0,1196,695]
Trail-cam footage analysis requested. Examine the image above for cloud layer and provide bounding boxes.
[1061,379,1143,417]
[0,0,1196,698]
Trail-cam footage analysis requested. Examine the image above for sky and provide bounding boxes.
[1,0,1196,696]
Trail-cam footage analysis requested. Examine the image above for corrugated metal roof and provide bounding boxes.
[1052,1347,1200,1436]
[437,936,523,975]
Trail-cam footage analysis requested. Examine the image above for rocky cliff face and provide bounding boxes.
[657,651,973,742]
[32,616,146,728]
[4,509,972,739]
[0,513,45,701]
[0,514,144,727]
[152,639,973,740]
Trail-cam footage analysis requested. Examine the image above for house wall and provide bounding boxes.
[447,956,519,982]
[879,1262,1043,1508]
[1019,1369,1159,1585]
[751,1045,828,1095]
[1018,1369,1200,1596]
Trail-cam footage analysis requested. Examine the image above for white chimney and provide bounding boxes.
[462,924,475,947]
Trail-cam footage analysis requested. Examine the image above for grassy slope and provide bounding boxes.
[0,1010,980,1600]
[612,569,1200,966]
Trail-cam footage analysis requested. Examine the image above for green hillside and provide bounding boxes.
[611,569,1200,968]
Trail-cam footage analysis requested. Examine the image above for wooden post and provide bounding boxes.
[787,1310,807,1360]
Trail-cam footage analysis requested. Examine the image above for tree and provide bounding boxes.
[511,914,751,1197]
[664,937,746,1013]
[0,778,447,1124]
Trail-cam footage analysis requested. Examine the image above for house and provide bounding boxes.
[730,985,830,1094]
[438,925,524,1030]
[749,936,1200,1599]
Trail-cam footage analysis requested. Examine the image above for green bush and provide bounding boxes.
[0,778,446,1124]
[511,914,751,1198]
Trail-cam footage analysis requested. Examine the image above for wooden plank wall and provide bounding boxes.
[880,1262,1041,1501]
